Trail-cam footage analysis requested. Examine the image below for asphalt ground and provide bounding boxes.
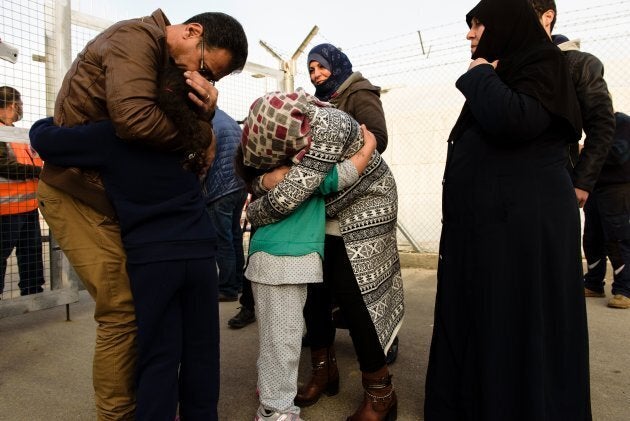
[1,264,628,420]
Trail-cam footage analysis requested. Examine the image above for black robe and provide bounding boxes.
[424,1,591,419]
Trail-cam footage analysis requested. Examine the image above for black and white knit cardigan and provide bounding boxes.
[247,105,404,353]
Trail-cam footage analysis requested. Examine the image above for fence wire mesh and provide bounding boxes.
[1,1,52,300]
[291,0,630,252]
[1,1,629,306]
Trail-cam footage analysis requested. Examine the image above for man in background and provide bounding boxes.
[581,111,630,309]
[204,108,248,302]
[531,0,616,304]
[531,0,615,209]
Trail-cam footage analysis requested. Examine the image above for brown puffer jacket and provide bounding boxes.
[42,9,178,217]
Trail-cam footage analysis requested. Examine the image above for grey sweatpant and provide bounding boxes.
[252,282,308,414]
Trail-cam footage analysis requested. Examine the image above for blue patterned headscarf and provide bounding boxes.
[307,43,354,101]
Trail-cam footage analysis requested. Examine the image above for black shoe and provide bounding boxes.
[218,293,238,302]
[20,286,44,296]
[385,336,399,365]
[301,332,311,348]
[228,307,256,329]
[332,307,348,329]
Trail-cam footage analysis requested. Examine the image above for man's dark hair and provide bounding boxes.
[0,86,20,108]
[185,12,248,74]
[530,0,557,32]
[158,64,212,175]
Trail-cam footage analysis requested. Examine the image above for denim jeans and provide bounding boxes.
[0,209,45,294]
[207,189,247,297]
[583,187,630,297]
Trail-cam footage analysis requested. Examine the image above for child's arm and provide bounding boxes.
[29,117,114,168]
[258,125,377,196]
[321,125,378,194]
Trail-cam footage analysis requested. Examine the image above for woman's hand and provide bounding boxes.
[349,125,377,174]
[262,165,291,190]
[468,58,498,70]
[184,70,217,119]
[361,124,377,153]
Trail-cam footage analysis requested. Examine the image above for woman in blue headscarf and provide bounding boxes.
[307,43,388,153]
[293,43,398,417]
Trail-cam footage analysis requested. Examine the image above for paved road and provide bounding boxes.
[1,267,628,420]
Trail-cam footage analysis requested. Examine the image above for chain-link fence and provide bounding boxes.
[1,1,52,309]
[1,1,629,311]
[286,1,630,252]
[0,0,284,312]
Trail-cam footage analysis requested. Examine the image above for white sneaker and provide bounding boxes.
[254,405,304,421]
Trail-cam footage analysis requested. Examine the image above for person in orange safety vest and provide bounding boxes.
[0,86,45,297]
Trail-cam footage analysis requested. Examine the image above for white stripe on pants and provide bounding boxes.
[252,282,308,414]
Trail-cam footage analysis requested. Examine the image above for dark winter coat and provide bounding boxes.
[559,39,615,192]
[30,118,215,264]
[203,109,246,203]
[594,112,630,189]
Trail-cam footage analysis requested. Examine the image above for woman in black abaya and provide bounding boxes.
[424,0,591,419]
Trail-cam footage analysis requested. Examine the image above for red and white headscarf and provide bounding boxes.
[241,88,329,169]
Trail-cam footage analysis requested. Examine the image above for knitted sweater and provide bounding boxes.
[246,161,358,286]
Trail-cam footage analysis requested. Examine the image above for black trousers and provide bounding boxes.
[583,185,630,297]
[128,258,220,421]
[0,209,45,294]
[304,235,385,372]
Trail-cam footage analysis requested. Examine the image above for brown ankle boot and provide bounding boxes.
[347,365,397,421]
[294,346,339,407]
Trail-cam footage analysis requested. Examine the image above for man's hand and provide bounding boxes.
[184,70,217,119]
[575,187,589,208]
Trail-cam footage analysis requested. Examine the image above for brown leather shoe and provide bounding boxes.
[347,365,397,421]
[295,346,339,407]
[584,287,605,298]
[608,294,630,309]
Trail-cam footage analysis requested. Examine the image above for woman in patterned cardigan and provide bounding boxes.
[246,89,403,421]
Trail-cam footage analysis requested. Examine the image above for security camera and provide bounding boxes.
[0,38,19,64]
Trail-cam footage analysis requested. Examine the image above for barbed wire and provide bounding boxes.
[306,2,630,73]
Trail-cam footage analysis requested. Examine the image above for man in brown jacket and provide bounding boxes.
[36,9,247,420]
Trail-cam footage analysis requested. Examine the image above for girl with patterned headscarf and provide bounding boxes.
[239,89,378,421]
[244,88,402,421]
